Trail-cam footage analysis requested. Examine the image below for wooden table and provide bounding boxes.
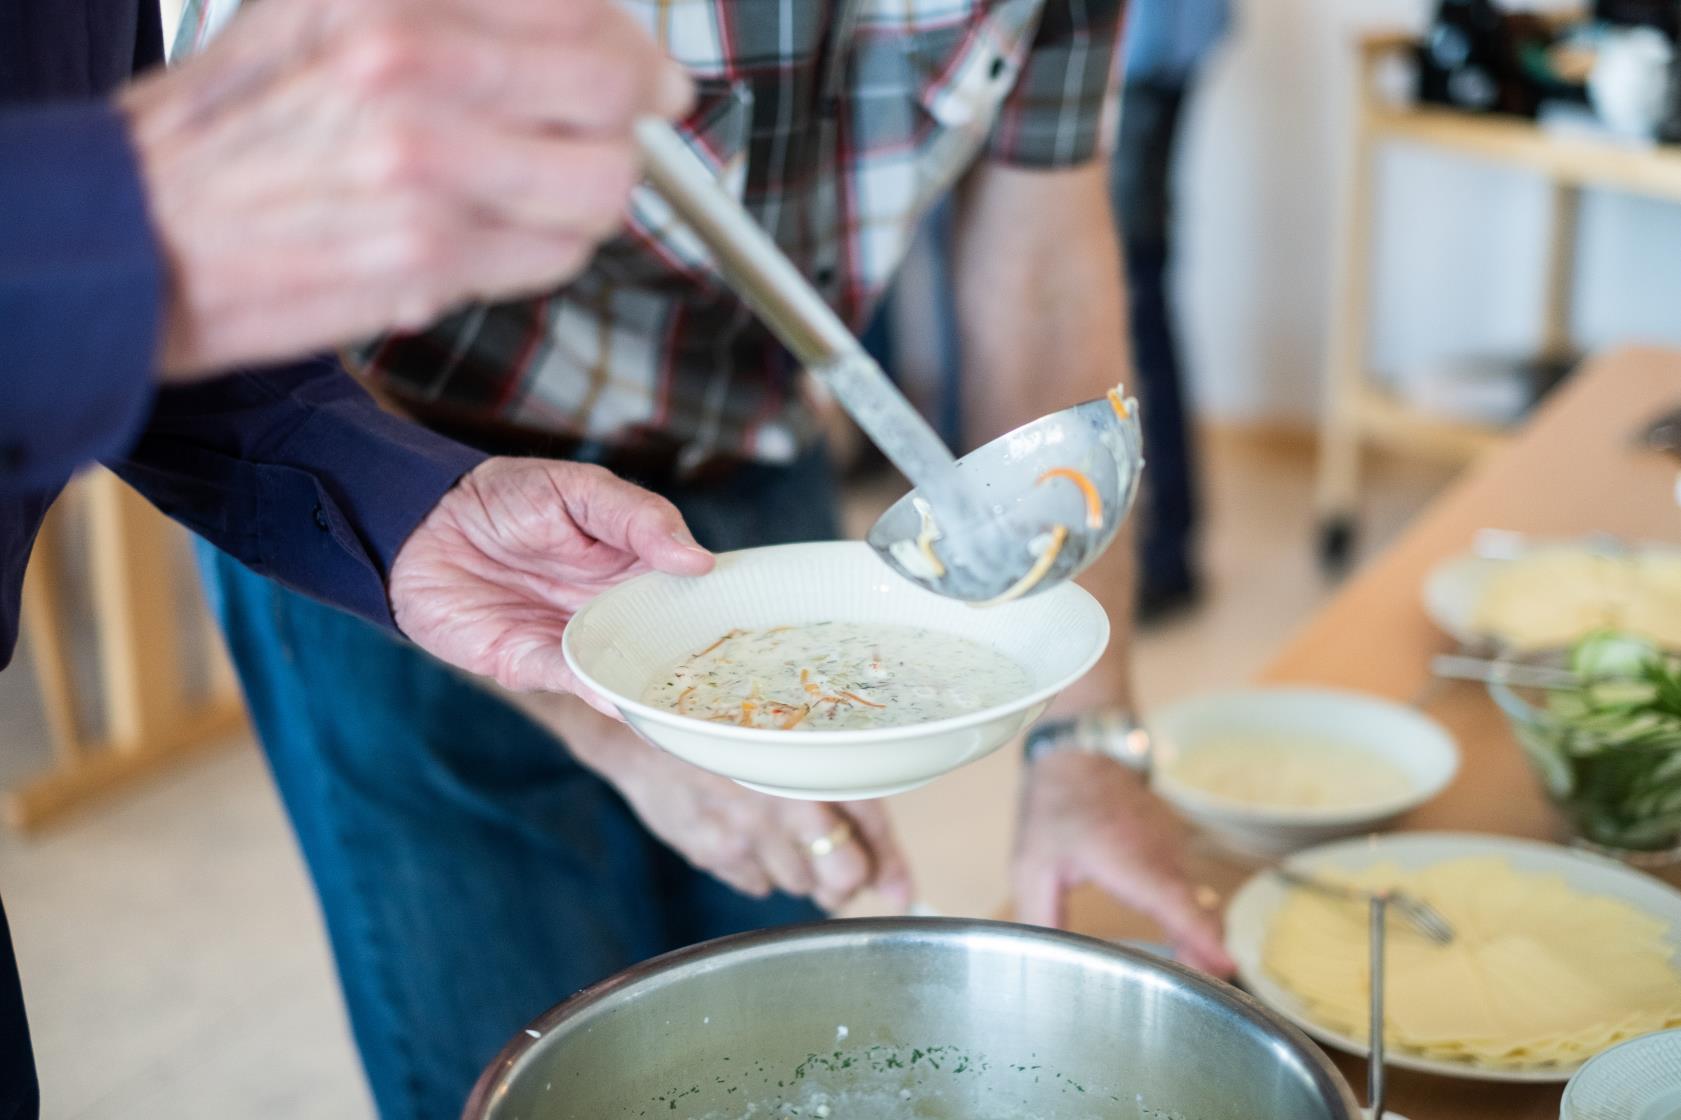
[1314,27,1681,571]
[1068,347,1681,1119]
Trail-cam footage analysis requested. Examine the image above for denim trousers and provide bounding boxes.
[1112,79,1201,590]
[195,452,838,1120]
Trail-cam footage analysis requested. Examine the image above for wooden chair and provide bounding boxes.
[10,470,246,831]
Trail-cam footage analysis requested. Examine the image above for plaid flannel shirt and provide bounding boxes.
[176,0,1124,464]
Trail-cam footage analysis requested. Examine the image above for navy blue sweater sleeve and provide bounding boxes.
[110,359,488,630]
[0,101,161,495]
[0,98,487,634]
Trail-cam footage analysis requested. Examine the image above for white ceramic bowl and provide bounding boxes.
[1561,1027,1681,1119]
[1149,688,1459,857]
[561,542,1110,800]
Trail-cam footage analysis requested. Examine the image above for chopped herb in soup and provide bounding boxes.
[644,623,1031,730]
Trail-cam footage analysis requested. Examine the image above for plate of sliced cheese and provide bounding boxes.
[1226,833,1681,1082]
[1423,538,1681,653]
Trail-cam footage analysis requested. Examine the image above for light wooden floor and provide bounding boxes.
[0,432,1451,1118]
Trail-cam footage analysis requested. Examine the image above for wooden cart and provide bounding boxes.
[1316,29,1681,569]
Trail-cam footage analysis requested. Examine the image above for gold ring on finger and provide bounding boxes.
[807,823,854,859]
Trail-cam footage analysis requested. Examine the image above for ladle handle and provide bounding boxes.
[634,117,856,368]
[634,117,977,528]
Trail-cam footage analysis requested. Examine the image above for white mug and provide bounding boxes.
[1589,27,1674,139]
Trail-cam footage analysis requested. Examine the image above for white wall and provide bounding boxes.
[1176,0,1681,422]
[160,0,183,47]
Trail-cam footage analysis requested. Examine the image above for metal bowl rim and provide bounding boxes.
[462,916,1361,1120]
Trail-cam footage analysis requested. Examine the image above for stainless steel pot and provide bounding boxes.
[464,919,1360,1120]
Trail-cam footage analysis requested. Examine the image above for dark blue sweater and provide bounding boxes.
[0,4,488,1113]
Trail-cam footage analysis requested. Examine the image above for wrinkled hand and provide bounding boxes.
[390,458,713,715]
[122,0,692,378]
[614,743,914,912]
[515,694,915,911]
[1014,750,1235,976]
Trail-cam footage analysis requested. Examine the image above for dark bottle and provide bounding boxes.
[1416,0,1544,117]
[1658,38,1681,143]
[1595,0,1680,41]
[1419,0,1503,111]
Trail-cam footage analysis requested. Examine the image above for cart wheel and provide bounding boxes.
[1317,516,1356,576]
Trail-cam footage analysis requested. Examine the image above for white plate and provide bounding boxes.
[1420,552,1507,648]
[1149,689,1458,858]
[562,541,1109,800]
[1225,832,1681,1084]
[1421,536,1681,649]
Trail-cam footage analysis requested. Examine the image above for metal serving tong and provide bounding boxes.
[1429,654,1579,691]
[1256,869,1443,1118]
[1367,896,1390,1120]
[1274,867,1456,945]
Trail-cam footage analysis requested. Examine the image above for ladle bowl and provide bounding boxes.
[867,389,1144,603]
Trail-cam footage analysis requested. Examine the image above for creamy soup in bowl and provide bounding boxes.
[1159,733,1416,811]
[643,622,1033,732]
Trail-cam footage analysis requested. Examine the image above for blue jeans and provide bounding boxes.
[195,453,837,1120]
[1113,80,1202,593]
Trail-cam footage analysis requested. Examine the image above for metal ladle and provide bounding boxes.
[864,389,1142,602]
[635,119,1138,603]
